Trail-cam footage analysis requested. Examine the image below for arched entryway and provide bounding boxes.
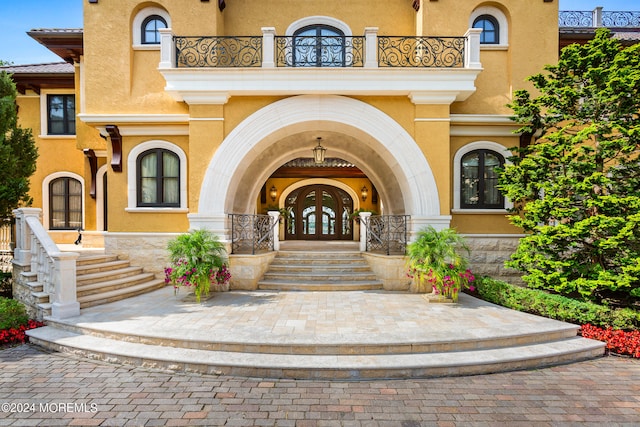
[285,185,353,240]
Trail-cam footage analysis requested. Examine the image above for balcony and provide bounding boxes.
[158,27,482,105]
[559,8,640,27]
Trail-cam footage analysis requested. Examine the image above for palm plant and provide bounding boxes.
[406,226,474,301]
[165,229,229,302]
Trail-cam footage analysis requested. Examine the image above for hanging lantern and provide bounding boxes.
[312,137,326,164]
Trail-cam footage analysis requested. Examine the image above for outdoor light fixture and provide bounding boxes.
[361,185,369,202]
[312,137,326,164]
[270,185,278,202]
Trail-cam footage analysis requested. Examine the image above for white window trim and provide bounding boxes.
[132,7,171,50]
[39,89,77,138]
[42,172,85,231]
[286,16,352,36]
[469,6,509,50]
[453,141,513,212]
[126,140,188,212]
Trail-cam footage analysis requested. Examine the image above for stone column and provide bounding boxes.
[364,27,378,68]
[359,211,372,251]
[12,208,41,266]
[51,251,80,319]
[268,211,280,251]
[262,27,276,68]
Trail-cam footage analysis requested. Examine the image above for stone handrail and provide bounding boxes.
[13,208,79,319]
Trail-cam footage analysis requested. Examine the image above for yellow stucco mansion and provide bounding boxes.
[5,0,566,313]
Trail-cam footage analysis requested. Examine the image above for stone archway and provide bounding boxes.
[189,95,449,238]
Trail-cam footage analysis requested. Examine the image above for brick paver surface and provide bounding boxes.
[1,344,639,426]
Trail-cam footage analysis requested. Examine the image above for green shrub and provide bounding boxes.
[0,297,28,330]
[0,271,12,297]
[474,276,640,331]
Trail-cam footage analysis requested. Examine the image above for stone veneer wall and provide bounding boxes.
[105,233,181,277]
[11,261,42,320]
[463,234,524,285]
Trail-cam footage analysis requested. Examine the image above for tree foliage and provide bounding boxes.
[500,29,640,307]
[0,70,38,219]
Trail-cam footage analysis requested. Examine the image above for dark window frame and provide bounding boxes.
[460,149,505,209]
[292,24,346,67]
[473,14,500,44]
[141,15,167,44]
[49,177,82,230]
[136,148,180,208]
[47,94,76,135]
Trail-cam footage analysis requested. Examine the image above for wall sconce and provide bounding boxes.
[269,185,278,202]
[361,185,369,202]
[312,137,326,164]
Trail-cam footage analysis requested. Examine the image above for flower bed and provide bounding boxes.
[580,324,640,358]
[0,320,45,347]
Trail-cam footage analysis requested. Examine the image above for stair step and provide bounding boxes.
[31,291,50,303]
[258,280,384,291]
[76,266,144,286]
[76,260,131,275]
[263,271,377,280]
[77,280,166,308]
[76,254,117,266]
[27,326,605,380]
[267,264,371,272]
[77,273,159,297]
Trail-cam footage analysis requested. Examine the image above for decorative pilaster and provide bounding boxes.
[261,27,276,68]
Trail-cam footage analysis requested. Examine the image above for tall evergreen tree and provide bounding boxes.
[500,29,640,307]
[0,69,38,219]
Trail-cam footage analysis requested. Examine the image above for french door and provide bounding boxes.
[285,185,353,240]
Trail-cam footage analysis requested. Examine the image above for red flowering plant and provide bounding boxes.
[0,320,45,346]
[407,227,475,302]
[580,324,640,358]
[165,229,229,302]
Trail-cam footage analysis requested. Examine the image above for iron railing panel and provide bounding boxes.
[175,36,263,67]
[377,36,465,68]
[229,213,276,254]
[364,215,410,255]
[275,35,365,67]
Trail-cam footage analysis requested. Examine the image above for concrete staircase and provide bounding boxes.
[258,250,384,291]
[32,253,165,315]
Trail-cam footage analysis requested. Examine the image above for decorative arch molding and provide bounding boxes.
[191,95,447,237]
[452,140,513,211]
[278,178,361,212]
[42,171,85,231]
[285,16,353,36]
[126,140,188,211]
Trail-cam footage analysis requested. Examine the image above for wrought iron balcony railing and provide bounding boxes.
[275,35,365,67]
[362,215,410,255]
[228,213,277,254]
[378,36,465,68]
[560,10,640,28]
[175,36,263,67]
[170,30,476,69]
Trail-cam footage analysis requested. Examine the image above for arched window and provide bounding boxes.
[460,149,505,209]
[137,148,180,207]
[141,15,167,44]
[469,7,509,48]
[49,177,82,230]
[132,7,171,48]
[473,15,499,44]
[293,25,345,67]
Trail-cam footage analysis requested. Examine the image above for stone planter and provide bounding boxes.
[422,292,456,304]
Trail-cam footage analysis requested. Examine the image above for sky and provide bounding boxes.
[0,0,639,65]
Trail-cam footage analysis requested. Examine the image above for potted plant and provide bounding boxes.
[349,208,378,223]
[406,226,475,302]
[164,229,230,302]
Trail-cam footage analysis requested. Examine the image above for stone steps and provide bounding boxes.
[27,324,605,380]
[258,250,383,291]
[30,253,165,311]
